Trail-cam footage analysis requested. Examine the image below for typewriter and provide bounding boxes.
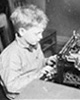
[40,30,80,89]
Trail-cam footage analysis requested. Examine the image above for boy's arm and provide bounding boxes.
[1,54,36,94]
[7,69,36,93]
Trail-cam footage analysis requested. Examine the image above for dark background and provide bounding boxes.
[46,0,80,45]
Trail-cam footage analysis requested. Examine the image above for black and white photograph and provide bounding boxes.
[0,0,80,100]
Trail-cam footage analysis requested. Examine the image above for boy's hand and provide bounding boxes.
[38,55,57,79]
[46,55,57,66]
[41,65,53,74]
[41,54,57,75]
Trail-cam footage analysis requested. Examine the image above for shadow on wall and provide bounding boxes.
[46,0,80,39]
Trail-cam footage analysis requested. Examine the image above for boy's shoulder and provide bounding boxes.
[1,41,18,56]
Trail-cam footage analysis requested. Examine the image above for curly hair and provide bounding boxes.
[10,4,49,33]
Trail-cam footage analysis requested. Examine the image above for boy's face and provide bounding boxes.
[21,26,44,45]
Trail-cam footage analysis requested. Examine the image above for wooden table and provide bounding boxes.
[15,79,80,99]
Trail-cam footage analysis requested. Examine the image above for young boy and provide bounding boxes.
[0,4,56,99]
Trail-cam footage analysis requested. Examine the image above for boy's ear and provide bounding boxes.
[18,28,26,37]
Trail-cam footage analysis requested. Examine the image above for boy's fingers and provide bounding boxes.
[47,55,57,64]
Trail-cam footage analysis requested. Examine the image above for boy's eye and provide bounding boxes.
[35,32,41,35]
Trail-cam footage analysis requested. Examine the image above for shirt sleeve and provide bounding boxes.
[1,53,35,93]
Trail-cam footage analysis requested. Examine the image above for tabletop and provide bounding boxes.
[16,79,80,99]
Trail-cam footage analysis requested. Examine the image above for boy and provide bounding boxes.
[0,4,56,99]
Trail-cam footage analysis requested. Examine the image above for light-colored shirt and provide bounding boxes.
[0,36,46,99]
